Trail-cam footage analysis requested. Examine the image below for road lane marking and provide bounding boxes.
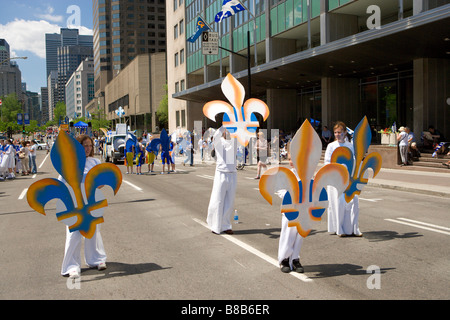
[197,174,214,180]
[397,218,450,231]
[359,197,382,202]
[385,218,450,236]
[192,218,313,282]
[39,154,49,169]
[18,188,28,200]
[122,179,143,192]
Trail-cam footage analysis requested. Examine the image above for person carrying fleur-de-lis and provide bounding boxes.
[324,121,363,237]
[58,135,108,279]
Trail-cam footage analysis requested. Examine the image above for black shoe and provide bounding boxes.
[292,259,304,273]
[280,259,291,273]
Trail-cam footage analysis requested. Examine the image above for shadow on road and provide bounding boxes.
[306,263,395,278]
[79,261,171,282]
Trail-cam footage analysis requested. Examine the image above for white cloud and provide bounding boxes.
[0,19,93,59]
[35,6,64,23]
[0,19,60,59]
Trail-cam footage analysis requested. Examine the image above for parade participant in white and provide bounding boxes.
[207,126,238,235]
[57,135,107,278]
[324,121,362,237]
[277,154,304,273]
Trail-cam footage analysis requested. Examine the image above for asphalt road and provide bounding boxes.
[1,150,449,303]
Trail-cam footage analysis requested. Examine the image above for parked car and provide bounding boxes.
[34,140,48,150]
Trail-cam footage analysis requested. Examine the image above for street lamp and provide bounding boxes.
[0,56,28,66]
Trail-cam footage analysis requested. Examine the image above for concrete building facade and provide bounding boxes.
[171,0,450,142]
[103,52,167,134]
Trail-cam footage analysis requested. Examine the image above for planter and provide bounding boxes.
[381,133,397,145]
[381,133,390,145]
[389,133,397,145]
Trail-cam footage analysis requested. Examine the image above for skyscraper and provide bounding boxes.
[56,45,93,104]
[0,39,23,101]
[92,0,167,99]
[45,28,93,78]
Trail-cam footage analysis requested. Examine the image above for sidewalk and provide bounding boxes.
[183,154,450,198]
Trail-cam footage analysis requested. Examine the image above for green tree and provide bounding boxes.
[0,93,22,132]
[156,84,168,130]
[54,101,66,124]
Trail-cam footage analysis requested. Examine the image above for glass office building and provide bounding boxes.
[172,0,449,142]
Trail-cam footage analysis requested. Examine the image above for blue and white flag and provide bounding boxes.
[187,16,210,43]
[215,0,246,23]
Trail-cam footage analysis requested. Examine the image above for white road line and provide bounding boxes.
[122,179,143,192]
[32,174,37,179]
[18,188,28,200]
[397,218,450,231]
[197,174,214,180]
[385,218,450,236]
[359,197,382,202]
[38,154,49,169]
[192,218,313,282]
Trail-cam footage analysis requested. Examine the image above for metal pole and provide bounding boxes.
[247,30,251,99]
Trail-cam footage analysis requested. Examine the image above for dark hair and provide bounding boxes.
[76,134,94,157]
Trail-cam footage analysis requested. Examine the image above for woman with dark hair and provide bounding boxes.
[58,134,107,279]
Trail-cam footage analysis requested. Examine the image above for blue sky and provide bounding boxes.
[0,0,94,94]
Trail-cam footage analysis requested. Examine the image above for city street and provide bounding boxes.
[0,149,449,302]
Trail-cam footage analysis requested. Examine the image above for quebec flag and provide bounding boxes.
[215,0,246,23]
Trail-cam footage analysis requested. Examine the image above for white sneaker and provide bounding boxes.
[97,262,107,271]
[69,270,80,279]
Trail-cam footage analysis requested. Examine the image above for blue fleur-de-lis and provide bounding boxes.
[330,116,382,203]
[203,73,269,146]
[149,128,171,153]
[259,120,349,237]
[27,131,122,239]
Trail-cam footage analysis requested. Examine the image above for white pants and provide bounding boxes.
[327,186,361,236]
[207,170,237,234]
[278,215,303,269]
[61,225,106,275]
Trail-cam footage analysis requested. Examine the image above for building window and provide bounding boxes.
[174,24,178,39]
[180,79,185,91]
[174,52,179,67]
[179,19,184,35]
[180,49,184,64]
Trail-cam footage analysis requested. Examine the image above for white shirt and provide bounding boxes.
[213,127,237,173]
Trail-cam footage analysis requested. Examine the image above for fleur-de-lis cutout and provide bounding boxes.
[259,120,349,237]
[203,73,269,146]
[149,128,171,152]
[330,116,382,203]
[27,131,122,239]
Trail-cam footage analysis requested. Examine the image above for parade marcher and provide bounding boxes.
[206,126,238,235]
[58,135,107,279]
[145,139,157,173]
[324,121,362,237]
[2,139,16,179]
[0,138,7,180]
[278,153,304,273]
[125,136,135,174]
[135,137,145,175]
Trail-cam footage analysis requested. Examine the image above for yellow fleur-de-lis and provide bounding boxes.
[259,120,349,237]
[203,73,269,146]
[27,131,122,239]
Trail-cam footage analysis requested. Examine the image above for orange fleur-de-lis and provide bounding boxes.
[27,131,122,239]
[203,73,269,146]
[330,116,382,203]
[259,120,349,237]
